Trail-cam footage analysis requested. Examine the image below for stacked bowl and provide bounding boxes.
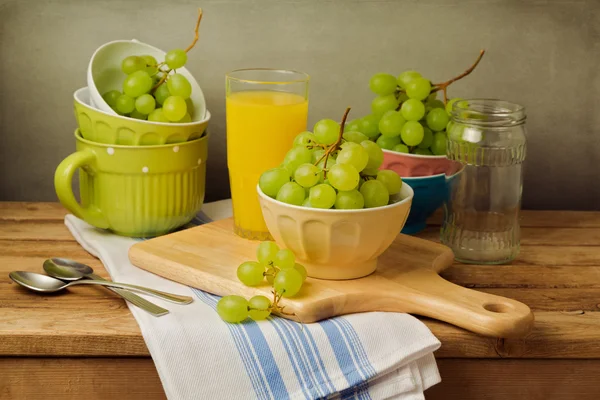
[55,40,210,238]
[381,150,462,234]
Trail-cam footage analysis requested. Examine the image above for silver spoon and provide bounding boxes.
[10,271,193,304]
[43,258,169,316]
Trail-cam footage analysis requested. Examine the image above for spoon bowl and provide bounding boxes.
[10,271,71,293]
[43,258,93,281]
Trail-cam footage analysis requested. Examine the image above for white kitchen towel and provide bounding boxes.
[65,200,441,400]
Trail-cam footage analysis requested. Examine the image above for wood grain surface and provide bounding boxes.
[1,203,600,398]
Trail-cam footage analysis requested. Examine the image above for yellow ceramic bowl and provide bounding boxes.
[74,87,210,146]
[257,184,414,280]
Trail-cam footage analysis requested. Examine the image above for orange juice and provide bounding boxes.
[226,90,308,239]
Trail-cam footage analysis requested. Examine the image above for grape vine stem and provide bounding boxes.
[151,8,204,92]
[314,107,352,178]
[431,49,485,104]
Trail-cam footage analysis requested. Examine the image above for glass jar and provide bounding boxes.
[441,99,527,264]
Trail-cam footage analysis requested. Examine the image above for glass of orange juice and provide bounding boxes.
[226,69,309,240]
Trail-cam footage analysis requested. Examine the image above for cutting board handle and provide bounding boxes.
[399,269,534,338]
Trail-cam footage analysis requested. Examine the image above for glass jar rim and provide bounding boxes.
[451,99,526,126]
[226,68,310,85]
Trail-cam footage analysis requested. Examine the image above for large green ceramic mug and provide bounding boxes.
[55,129,208,237]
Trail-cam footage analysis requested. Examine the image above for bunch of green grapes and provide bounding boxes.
[216,241,307,323]
[258,109,403,210]
[346,51,485,156]
[101,50,195,123]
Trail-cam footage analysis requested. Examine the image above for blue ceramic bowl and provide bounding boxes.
[401,171,460,235]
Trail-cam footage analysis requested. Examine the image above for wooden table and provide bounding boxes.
[1,203,600,399]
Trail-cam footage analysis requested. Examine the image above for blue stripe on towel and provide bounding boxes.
[336,318,377,377]
[279,318,336,395]
[193,290,271,400]
[319,319,372,400]
[196,290,290,400]
[304,326,337,394]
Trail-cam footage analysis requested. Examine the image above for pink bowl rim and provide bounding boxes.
[382,148,447,160]
[257,183,414,214]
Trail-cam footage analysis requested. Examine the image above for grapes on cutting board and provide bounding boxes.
[259,107,405,210]
[216,240,309,324]
[349,51,485,156]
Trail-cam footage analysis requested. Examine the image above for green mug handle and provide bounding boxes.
[54,150,109,229]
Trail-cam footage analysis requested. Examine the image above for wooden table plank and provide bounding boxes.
[0,202,67,221]
[0,221,75,241]
[427,209,600,228]
[427,359,600,399]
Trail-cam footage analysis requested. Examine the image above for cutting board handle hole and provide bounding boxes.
[483,303,513,313]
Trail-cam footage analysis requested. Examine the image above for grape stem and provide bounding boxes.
[314,107,352,178]
[151,8,204,93]
[430,50,486,104]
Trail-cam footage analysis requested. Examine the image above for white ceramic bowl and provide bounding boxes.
[257,184,414,280]
[87,39,206,120]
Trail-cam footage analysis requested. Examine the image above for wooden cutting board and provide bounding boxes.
[129,218,534,338]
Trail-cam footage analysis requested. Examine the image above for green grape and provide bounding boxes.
[148,108,169,122]
[257,241,279,266]
[309,184,336,209]
[378,111,406,137]
[237,261,266,286]
[275,249,296,269]
[431,132,448,155]
[427,92,438,102]
[294,264,307,281]
[176,113,192,123]
[341,141,359,149]
[135,94,156,115]
[186,98,195,118]
[328,164,360,191]
[167,73,192,99]
[401,121,425,146]
[376,135,402,150]
[446,98,463,114]
[397,71,422,89]
[335,190,365,209]
[302,198,312,207]
[361,140,384,169]
[418,127,434,149]
[141,54,158,74]
[259,168,290,197]
[426,108,450,132]
[371,95,399,118]
[312,149,325,163]
[115,94,135,114]
[162,96,187,122]
[121,56,145,74]
[129,110,147,120]
[336,145,369,172]
[293,131,317,148]
[406,78,431,101]
[344,119,361,132]
[294,164,321,188]
[248,295,271,321]
[414,148,433,155]
[316,156,336,172]
[165,49,188,69]
[266,267,277,284]
[276,182,305,205]
[123,70,153,98]
[369,73,398,95]
[359,115,381,139]
[313,119,340,145]
[427,99,445,110]
[154,84,171,105]
[343,131,368,144]
[361,167,379,176]
[400,99,426,121]
[398,92,409,102]
[376,170,402,195]
[360,180,390,208]
[216,295,249,323]
[273,268,304,297]
[283,146,313,175]
[102,90,121,109]
[393,144,409,153]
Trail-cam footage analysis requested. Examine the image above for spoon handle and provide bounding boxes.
[69,279,194,304]
[87,273,169,317]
